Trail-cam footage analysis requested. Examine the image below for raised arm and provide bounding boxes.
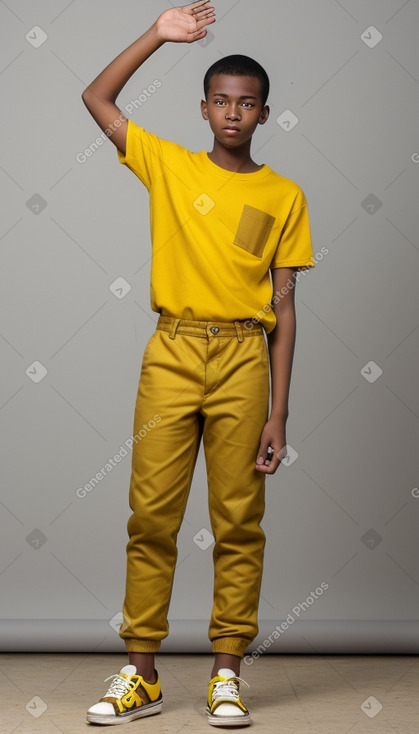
[81,0,216,155]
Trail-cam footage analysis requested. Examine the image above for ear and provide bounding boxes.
[201,98,209,120]
[258,104,270,126]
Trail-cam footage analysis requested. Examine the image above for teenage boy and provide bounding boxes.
[82,0,314,726]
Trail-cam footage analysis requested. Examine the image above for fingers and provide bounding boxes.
[194,7,216,23]
[187,0,213,8]
[193,7,216,36]
[255,444,286,474]
[255,456,280,473]
[256,446,273,466]
[186,0,215,16]
[195,15,216,33]
[256,443,275,470]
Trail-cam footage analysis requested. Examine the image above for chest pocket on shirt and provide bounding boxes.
[233,205,276,259]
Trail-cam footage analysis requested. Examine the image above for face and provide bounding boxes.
[201,74,269,147]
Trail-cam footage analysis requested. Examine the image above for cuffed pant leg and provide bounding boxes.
[201,333,270,657]
[120,329,204,652]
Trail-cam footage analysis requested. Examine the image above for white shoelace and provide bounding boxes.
[212,675,249,702]
[102,673,133,699]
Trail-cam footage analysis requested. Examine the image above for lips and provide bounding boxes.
[224,126,240,131]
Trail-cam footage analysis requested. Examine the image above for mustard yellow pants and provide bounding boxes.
[120,315,270,658]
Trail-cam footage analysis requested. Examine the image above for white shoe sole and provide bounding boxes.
[206,707,251,727]
[86,699,162,725]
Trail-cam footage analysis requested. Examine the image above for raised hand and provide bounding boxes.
[155,0,216,44]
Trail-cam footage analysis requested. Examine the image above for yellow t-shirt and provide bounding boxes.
[117,118,315,334]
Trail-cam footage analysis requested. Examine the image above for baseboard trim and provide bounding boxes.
[0,620,418,653]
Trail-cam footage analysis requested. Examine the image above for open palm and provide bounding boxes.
[156,0,216,44]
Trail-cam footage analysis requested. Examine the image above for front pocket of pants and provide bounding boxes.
[233,205,276,258]
[141,332,157,369]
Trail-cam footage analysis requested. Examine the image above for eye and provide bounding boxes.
[214,99,225,105]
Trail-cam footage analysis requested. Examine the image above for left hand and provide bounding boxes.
[255,415,288,474]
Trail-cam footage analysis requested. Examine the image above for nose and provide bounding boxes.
[226,104,241,120]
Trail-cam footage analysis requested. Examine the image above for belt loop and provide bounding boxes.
[234,321,244,343]
[169,318,181,339]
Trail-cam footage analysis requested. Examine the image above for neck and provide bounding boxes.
[207,138,261,173]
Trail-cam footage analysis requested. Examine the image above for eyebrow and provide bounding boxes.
[212,93,258,99]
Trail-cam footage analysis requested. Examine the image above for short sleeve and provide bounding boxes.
[270,188,315,271]
[117,118,164,190]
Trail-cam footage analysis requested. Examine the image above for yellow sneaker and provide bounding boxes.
[206,668,251,727]
[86,664,162,725]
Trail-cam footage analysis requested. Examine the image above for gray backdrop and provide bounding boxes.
[1,0,418,654]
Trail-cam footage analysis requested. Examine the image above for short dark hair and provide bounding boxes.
[203,54,270,107]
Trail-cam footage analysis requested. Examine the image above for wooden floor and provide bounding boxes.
[1,653,418,733]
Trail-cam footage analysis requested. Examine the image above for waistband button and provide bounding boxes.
[210,326,219,334]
